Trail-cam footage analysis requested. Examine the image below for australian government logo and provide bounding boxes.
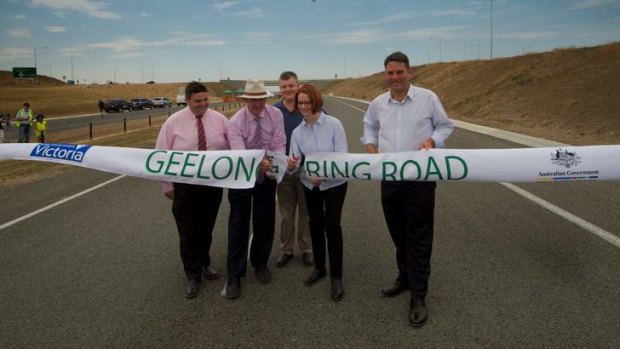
[30,143,92,163]
[538,148,599,181]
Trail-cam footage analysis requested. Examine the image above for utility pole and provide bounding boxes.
[490,0,494,60]
[429,37,442,62]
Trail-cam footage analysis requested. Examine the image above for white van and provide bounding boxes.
[176,87,186,107]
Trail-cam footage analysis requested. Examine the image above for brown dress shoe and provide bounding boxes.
[226,278,241,299]
[381,279,409,297]
[185,279,201,299]
[203,266,219,280]
[276,253,293,268]
[304,269,326,286]
[409,298,428,327]
[302,252,314,267]
[331,278,344,302]
[255,268,272,284]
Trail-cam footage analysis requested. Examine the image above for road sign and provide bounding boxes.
[12,67,37,79]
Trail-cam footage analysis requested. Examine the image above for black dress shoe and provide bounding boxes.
[409,298,428,327]
[381,279,409,297]
[331,278,344,302]
[226,277,241,300]
[185,279,201,299]
[303,269,326,286]
[276,253,293,268]
[255,268,272,284]
[203,266,219,280]
[302,252,314,267]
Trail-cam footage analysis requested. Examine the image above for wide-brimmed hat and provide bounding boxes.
[240,79,273,99]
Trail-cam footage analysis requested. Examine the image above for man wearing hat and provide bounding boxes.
[226,79,286,299]
[15,102,34,143]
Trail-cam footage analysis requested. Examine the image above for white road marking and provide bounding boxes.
[501,183,620,248]
[0,175,126,231]
[329,95,620,250]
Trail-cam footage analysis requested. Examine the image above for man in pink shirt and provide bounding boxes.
[155,82,230,299]
[226,79,286,299]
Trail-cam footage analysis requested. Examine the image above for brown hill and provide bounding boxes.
[0,73,235,117]
[0,71,66,87]
[325,43,620,145]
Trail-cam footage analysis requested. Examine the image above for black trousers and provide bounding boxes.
[227,178,277,278]
[172,183,223,281]
[381,181,436,300]
[304,183,348,279]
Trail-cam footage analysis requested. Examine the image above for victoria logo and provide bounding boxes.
[551,148,581,168]
[30,143,92,163]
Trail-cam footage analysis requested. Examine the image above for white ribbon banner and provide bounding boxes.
[1,144,619,186]
[303,145,620,182]
[0,143,288,189]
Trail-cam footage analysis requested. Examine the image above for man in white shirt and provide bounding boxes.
[362,51,454,327]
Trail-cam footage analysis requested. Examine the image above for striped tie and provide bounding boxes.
[251,117,263,149]
[196,115,207,150]
[252,117,265,183]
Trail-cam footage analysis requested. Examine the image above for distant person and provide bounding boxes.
[287,84,349,301]
[0,113,5,143]
[273,71,313,268]
[34,113,47,143]
[155,82,230,299]
[3,113,10,130]
[225,79,286,299]
[98,99,105,116]
[362,51,454,327]
[16,102,33,143]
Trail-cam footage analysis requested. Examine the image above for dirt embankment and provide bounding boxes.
[325,43,620,145]
[0,74,234,117]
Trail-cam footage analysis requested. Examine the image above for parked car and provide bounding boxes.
[103,98,131,112]
[129,98,153,110]
[152,96,172,108]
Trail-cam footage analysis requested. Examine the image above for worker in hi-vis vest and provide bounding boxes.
[16,102,34,143]
[34,113,47,143]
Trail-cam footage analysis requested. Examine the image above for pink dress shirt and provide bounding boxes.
[155,107,230,193]
[228,104,286,153]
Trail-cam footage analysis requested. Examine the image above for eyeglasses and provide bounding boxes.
[297,101,312,106]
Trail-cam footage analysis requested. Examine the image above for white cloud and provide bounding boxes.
[13,14,27,19]
[303,30,382,44]
[245,31,273,41]
[231,9,265,18]
[30,0,121,20]
[570,0,620,10]
[7,28,32,38]
[431,9,476,17]
[138,12,151,17]
[83,33,227,54]
[113,52,142,59]
[496,31,557,39]
[392,26,469,40]
[0,47,33,61]
[351,13,414,26]
[44,26,66,32]
[212,1,239,11]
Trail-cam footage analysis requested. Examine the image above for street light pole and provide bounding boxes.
[490,0,494,60]
[429,37,442,62]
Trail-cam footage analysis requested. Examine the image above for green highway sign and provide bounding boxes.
[12,67,37,79]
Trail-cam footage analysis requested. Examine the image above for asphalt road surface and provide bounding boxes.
[1,97,619,347]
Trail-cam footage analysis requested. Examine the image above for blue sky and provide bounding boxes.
[1,0,619,84]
